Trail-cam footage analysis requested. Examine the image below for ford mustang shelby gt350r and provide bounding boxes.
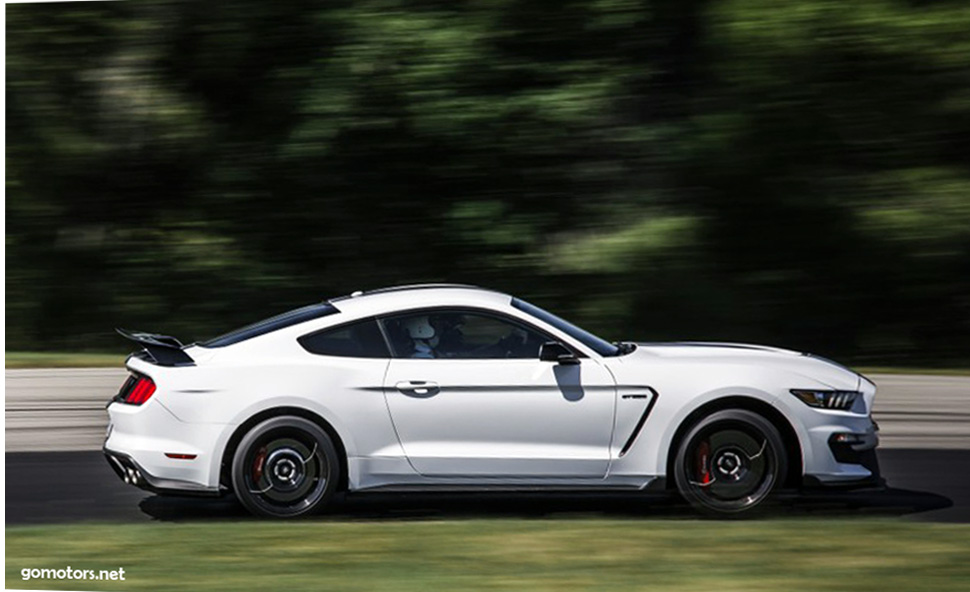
[105,284,881,517]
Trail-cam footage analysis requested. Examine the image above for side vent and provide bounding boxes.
[618,388,659,457]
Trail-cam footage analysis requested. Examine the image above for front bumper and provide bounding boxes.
[802,451,883,489]
[802,417,884,489]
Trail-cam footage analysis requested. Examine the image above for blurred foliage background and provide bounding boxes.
[6,0,970,365]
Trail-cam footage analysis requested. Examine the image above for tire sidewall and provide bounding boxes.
[673,409,788,517]
[231,416,340,518]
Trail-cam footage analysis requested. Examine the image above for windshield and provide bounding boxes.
[511,298,620,357]
[200,302,339,348]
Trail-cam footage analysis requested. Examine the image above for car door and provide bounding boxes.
[380,309,617,478]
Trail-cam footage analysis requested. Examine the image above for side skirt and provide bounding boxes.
[352,476,661,493]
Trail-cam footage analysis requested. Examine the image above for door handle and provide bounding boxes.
[395,381,440,397]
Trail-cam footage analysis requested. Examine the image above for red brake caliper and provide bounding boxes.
[252,447,268,483]
[697,440,712,485]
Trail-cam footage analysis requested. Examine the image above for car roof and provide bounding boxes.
[328,284,513,317]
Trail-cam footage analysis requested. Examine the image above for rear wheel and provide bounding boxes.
[231,416,339,518]
[673,409,787,516]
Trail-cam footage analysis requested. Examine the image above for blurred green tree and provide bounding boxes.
[6,0,970,364]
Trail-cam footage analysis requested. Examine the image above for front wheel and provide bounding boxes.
[673,409,787,517]
[231,416,340,518]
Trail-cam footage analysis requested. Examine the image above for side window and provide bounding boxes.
[380,310,550,360]
[298,318,389,358]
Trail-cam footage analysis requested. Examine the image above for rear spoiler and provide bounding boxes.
[116,328,195,366]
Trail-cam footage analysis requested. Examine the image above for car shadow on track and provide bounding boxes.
[138,487,953,522]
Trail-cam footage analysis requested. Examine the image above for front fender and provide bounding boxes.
[651,385,814,481]
[605,359,829,480]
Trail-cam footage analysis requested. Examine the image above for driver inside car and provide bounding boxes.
[428,313,468,357]
[402,316,437,358]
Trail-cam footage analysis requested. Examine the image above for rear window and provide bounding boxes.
[298,318,389,358]
[200,303,339,348]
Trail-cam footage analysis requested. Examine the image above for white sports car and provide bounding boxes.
[105,284,881,517]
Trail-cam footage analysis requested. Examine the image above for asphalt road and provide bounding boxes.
[4,368,969,525]
[4,449,965,524]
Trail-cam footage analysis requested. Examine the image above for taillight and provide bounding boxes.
[118,375,156,405]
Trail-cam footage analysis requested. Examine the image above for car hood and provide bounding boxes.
[624,341,863,391]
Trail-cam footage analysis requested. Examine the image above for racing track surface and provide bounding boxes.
[1,448,965,524]
[5,369,970,524]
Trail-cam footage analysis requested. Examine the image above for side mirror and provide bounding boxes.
[539,341,580,365]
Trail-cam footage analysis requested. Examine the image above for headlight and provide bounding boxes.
[790,389,861,410]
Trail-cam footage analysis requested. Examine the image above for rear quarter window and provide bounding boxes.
[298,318,389,358]
[201,303,339,348]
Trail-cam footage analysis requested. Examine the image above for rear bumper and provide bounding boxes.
[104,448,222,497]
[104,397,229,493]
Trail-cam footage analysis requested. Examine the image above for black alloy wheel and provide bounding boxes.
[673,409,788,516]
[232,416,340,518]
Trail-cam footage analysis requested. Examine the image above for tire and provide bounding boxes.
[231,416,340,518]
[673,409,787,517]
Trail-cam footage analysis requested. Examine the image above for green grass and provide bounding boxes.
[6,519,970,591]
[5,352,126,369]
